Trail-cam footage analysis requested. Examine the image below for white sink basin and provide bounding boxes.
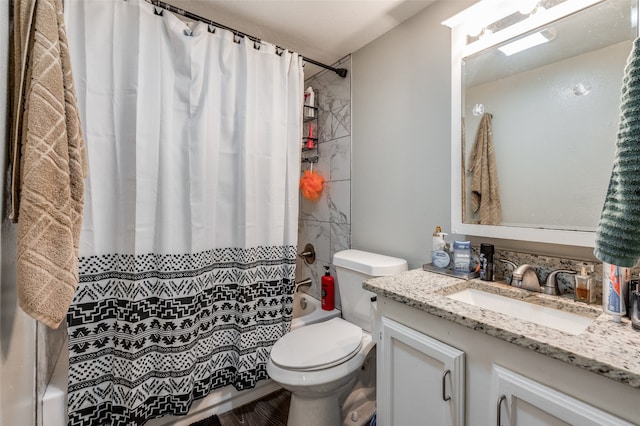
[447,288,595,335]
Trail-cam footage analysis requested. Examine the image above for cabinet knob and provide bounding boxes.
[442,369,451,401]
[497,394,507,426]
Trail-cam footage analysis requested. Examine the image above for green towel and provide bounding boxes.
[594,37,640,268]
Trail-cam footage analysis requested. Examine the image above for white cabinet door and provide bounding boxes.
[378,316,465,426]
[492,365,634,426]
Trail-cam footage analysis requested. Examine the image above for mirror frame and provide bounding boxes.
[443,0,635,247]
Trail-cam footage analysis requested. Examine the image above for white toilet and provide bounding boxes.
[267,249,408,426]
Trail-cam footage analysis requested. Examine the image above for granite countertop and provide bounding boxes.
[364,268,640,389]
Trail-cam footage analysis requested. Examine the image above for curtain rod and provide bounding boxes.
[145,0,348,78]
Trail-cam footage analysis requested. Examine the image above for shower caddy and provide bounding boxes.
[301,89,319,164]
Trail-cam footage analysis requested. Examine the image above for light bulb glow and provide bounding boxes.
[467,23,483,37]
[498,30,554,56]
[519,0,539,15]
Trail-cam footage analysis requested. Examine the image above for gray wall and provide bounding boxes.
[351,0,598,268]
[352,1,472,269]
[1,0,37,424]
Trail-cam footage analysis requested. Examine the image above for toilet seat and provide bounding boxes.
[270,318,363,371]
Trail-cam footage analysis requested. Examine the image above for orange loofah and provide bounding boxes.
[299,170,324,201]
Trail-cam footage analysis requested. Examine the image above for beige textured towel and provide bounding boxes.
[467,113,502,225]
[10,0,87,329]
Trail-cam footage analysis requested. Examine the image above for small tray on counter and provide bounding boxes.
[422,263,479,280]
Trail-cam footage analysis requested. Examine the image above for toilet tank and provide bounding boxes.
[333,250,408,332]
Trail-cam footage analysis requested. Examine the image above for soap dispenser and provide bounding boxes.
[431,226,450,269]
[574,263,595,304]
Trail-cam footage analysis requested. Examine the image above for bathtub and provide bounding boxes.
[291,291,341,329]
[42,346,69,426]
[42,293,341,426]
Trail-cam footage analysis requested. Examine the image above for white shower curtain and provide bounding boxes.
[64,1,303,424]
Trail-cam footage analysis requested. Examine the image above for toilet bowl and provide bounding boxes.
[267,318,375,425]
[267,249,408,426]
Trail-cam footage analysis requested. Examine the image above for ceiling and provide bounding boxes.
[164,0,438,77]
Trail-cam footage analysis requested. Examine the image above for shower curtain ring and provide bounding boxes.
[233,32,242,44]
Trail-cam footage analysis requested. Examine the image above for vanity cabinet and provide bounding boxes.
[492,365,634,426]
[377,316,465,426]
[376,296,640,426]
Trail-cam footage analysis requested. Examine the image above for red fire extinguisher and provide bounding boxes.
[321,266,335,311]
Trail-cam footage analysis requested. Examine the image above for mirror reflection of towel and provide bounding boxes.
[467,113,502,225]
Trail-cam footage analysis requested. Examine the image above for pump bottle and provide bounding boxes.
[321,266,335,311]
[431,226,450,268]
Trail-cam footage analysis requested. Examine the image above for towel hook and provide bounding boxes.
[472,103,485,116]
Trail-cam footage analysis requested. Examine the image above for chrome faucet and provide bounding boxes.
[505,262,577,295]
[543,269,577,295]
[511,264,541,292]
[499,259,518,285]
[294,278,312,293]
[500,259,517,270]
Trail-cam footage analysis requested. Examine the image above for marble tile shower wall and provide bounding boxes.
[297,56,351,307]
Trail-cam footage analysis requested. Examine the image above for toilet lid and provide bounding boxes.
[271,318,363,370]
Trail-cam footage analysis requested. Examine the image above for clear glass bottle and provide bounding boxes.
[574,264,595,304]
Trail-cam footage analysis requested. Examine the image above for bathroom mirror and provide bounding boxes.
[444,0,638,247]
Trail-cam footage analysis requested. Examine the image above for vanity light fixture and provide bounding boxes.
[498,29,555,56]
[446,0,603,58]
